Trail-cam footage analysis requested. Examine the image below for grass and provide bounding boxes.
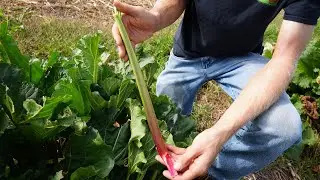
[12,16,108,58]
[4,12,320,179]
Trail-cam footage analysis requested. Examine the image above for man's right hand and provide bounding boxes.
[112,0,160,60]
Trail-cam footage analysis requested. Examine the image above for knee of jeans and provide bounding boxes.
[261,101,302,147]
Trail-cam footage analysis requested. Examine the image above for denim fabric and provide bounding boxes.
[156,52,302,179]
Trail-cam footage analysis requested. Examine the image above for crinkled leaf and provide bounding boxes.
[20,107,80,140]
[0,64,40,117]
[128,100,147,148]
[23,95,72,121]
[23,99,42,120]
[68,127,114,179]
[302,121,318,146]
[152,94,197,146]
[292,40,320,89]
[0,63,24,90]
[136,120,175,180]
[89,107,130,166]
[143,60,159,88]
[101,77,121,96]
[127,99,176,179]
[290,94,304,115]
[127,99,147,176]
[12,83,40,118]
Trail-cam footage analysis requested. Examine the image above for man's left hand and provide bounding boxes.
[156,128,225,180]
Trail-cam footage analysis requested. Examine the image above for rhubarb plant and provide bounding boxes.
[113,8,177,177]
[0,19,197,179]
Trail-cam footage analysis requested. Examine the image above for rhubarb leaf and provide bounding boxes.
[68,127,114,179]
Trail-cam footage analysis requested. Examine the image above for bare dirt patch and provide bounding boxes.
[0,0,155,27]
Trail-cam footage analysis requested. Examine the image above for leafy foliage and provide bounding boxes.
[0,21,197,179]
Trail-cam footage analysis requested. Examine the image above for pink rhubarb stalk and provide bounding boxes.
[113,8,177,177]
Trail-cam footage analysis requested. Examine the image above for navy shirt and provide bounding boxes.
[173,0,320,58]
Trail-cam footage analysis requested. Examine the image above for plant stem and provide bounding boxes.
[113,8,177,177]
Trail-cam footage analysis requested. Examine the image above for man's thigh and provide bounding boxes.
[156,52,206,115]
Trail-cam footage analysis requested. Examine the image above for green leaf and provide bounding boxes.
[0,63,24,90]
[23,95,72,122]
[0,84,14,115]
[152,95,197,146]
[0,43,9,63]
[142,57,159,87]
[128,100,147,148]
[127,99,176,179]
[53,80,90,116]
[285,143,304,161]
[0,22,30,80]
[20,107,80,140]
[101,77,122,96]
[0,64,41,117]
[44,51,59,71]
[290,94,303,115]
[70,166,98,180]
[75,33,103,83]
[0,108,10,136]
[23,99,43,120]
[302,121,318,146]
[89,106,130,166]
[292,40,320,90]
[0,21,8,37]
[112,122,130,165]
[89,91,107,111]
[29,58,44,85]
[13,83,40,118]
[136,120,175,180]
[68,127,114,179]
[51,170,64,180]
[127,99,147,176]
[117,79,135,109]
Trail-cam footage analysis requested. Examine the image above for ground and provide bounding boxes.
[0,0,319,179]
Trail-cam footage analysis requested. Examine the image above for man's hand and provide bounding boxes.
[156,129,225,180]
[112,0,160,60]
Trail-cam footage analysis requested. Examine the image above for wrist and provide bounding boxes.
[149,8,162,32]
[207,118,238,146]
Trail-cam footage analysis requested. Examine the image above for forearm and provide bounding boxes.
[150,0,186,31]
[209,20,314,145]
[211,57,296,143]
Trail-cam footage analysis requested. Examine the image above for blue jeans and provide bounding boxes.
[156,52,302,179]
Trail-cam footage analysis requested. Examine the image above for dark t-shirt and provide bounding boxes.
[173,0,320,58]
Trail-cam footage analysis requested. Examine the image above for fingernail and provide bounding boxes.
[174,162,181,170]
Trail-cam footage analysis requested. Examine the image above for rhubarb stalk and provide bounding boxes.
[113,8,177,177]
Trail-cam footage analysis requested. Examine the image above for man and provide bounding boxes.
[112,0,319,179]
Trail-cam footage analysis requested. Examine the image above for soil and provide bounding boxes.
[0,0,155,27]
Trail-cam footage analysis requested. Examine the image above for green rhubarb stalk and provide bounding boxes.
[113,8,177,177]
